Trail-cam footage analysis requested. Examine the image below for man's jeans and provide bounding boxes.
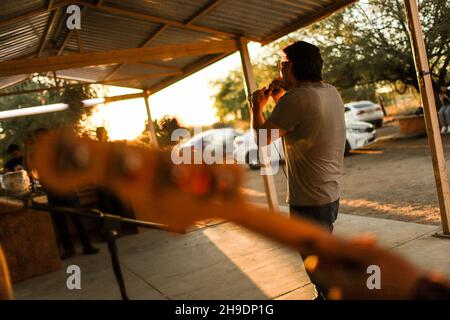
[438,105,450,127]
[289,199,339,299]
[289,199,339,232]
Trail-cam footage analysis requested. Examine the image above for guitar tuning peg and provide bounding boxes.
[170,164,212,197]
[55,140,91,172]
[109,147,143,179]
[214,169,236,195]
[121,151,143,176]
[73,143,91,168]
[170,164,189,186]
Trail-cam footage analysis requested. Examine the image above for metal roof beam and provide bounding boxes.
[57,6,89,56]
[0,72,180,97]
[261,0,357,45]
[98,72,183,85]
[104,24,169,81]
[75,29,84,53]
[0,40,238,76]
[38,8,62,57]
[185,0,223,26]
[47,0,55,10]
[56,0,101,55]
[0,0,73,27]
[148,51,232,94]
[140,25,169,48]
[77,0,257,41]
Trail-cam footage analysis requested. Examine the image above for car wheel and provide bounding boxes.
[375,119,383,128]
[246,152,261,170]
[344,140,351,156]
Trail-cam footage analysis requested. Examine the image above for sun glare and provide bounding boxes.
[86,46,260,141]
[86,99,147,141]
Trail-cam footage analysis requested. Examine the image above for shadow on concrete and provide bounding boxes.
[12,221,310,300]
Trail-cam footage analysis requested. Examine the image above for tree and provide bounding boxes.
[210,64,278,123]
[155,116,185,147]
[211,0,449,118]
[296,0,449,102]
[135,116,185,149]
[0,76,98,163]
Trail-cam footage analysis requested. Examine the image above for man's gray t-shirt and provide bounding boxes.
[268,82,346,206]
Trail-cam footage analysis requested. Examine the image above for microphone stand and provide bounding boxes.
[21,194,167,301]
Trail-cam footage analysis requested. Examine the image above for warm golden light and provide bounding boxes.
[83,48,260,141]
[86,100,147,141]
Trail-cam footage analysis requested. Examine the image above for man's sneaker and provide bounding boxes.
[441,127,447,133]
[446,126,450,133]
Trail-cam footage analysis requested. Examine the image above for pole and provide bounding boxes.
[237,38,279,211]
[403,0,450,234]
[143,91,158,148]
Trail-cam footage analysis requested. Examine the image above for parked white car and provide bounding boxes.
[345,121,377,154]
[176,128,242,158]
[234,121,376,170]
[233,130,285,170]
[345,101,384,127]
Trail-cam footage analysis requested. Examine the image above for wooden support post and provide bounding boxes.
[143,91,158,148]
[0,245,13,300]
[403,0,450,234]
[237,38,279,211]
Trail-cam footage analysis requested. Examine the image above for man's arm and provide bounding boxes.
[250,88,288,146]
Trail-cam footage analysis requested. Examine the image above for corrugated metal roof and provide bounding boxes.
[104,0,212,24]
[0,0,356,94]
[0,0,46,21]
[0,12,49,61]
[58,9,162,52]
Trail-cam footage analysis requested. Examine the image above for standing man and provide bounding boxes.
[250,41,346,299]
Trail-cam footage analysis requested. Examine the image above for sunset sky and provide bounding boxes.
[86,43,263,141]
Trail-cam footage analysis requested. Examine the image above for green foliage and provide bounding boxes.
[135,116,185,148]
[0,76,98,162]
[211,0,449,118]
[298,0,449,100]
[210,64,278,123]
[155,116,185,147]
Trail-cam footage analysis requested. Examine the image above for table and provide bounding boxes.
[397,114,426,136]
[0,196,61,283]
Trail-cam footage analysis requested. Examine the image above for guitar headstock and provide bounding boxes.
[31,130,243,232]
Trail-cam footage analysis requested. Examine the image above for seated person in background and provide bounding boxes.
[96,127,109,143]
[438,86,450,133]
[3,144,24,173]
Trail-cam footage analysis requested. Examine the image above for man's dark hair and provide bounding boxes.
[7,144,20,154]
[282,41,323,82]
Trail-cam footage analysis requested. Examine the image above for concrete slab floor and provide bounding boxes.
[11,211,449,300]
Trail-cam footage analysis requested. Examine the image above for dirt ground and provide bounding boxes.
[242,121,450,226]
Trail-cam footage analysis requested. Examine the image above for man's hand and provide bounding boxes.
[268,78,285,104]
[251,88,270,113]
